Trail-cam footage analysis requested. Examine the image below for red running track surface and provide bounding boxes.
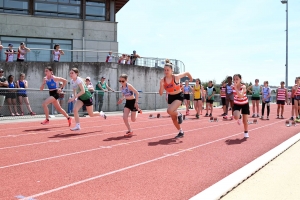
[0,106,299,200]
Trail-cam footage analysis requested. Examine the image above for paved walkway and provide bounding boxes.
[222,139,300,200]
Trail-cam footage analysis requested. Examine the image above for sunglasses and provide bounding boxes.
[119,80,125,83]
[0,71,4,73]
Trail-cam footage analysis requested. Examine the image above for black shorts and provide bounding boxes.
[125,99,137,112]
[17,93,27,97]
[206,99,214,104]
[194,98,202,101]
[17,58,24,62]
[6,92,16,99]
[168,92,184,105]
[49,90,59,100]
[295,96,300,101]
[78,97,93,107]
[277,100,285,105]
[233,103,250,115]
[183,94,190,100]
[251,96,260,101]
[221,97,226,105]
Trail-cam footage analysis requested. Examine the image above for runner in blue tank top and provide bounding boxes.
[16,73,35,116]
[183,80,192,115]
[40,66,72,126]
[6,75,19,116]
[261,81,271,120]
[224,76,234,120]
[247,79,261,118]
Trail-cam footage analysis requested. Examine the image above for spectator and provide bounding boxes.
[0,44,3,50]
[4,44,17,62]
[16,73,35,116]
[17,42,30,62]
[82,77,94,112]
[106,51,114,62]
[53,44,64,62]
[130,50,141,65]
[6,75,19,116]
[126,55,131,64]
[58,82,65,107]
[118,54,126,64]
[0,69,8,117]
[95,76,114,112]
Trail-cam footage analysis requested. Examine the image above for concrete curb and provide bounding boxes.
[190,132,300,200]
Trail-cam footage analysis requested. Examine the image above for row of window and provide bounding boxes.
[0,36,72,62]
[0,0,105,20]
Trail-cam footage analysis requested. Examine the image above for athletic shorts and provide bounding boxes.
[292,98,294,105]
[226,93,234,101]
[251,96,260,101]
[295,95,300,101]
[78,97,93,107]
[168,92,184,105]
[221,97,226,105]
[194,98,202,101]
[277,100,285,105]
[206,99,214,104]
[183,94,190,100]
[233,103,250,115]
[49,90,59,100]
[6,92,16,99]
[17,58,24,62]
[0,95,5,106]
[125,99,137,112]
[17,93,27,97]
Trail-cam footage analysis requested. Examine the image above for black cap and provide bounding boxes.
[8,44,13,47]
[101,76,106,79]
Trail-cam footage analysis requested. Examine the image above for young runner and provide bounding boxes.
[247,79,261,118]
[6,75,19,116]
[40,66,71,125]
[68,68,106,131]
[193,78,203,118]
[220,81,226,116]
[224,76,234,119]
[276,81,287,119]
[17,42,30,62]
[232,74,250,138]
[16,73,35,116]
[183,80,192,115]
[293,77,300,122]
[261,81,271,120]
[205,81,216,117]
[117,74,141,136]
[53,44,64,62]
[159,62,192,139]
[290,79,297,121]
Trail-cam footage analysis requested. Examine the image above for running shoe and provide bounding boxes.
[267,116,269,120]
[221,113,226,116]
[223,115,228,119]
[237,119,242,125]
[205,113,208,117]
[281,115,284,119]
[30,112,36,116]
[15,113,20,116]
[100,111,107,119]
[67,117,72,127]
[177,113,183,124]
[290,117,294,121]
[70,126,81,131]
[175,132,184,139]
[196,114,199,119]
[252,114,256,118]
[276,115,279,119]
[124,131,133,137]
[257,114,260,118]
[41,119,49,125]
[244,132,249,138]
[209,113,212,117]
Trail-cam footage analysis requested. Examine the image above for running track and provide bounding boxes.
[0,106,298,200]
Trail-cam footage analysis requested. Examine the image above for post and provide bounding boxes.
[285,1,288,88]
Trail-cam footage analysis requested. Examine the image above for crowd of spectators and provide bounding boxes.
[106,50,141,65]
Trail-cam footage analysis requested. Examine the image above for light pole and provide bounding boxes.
[281,0,288,88]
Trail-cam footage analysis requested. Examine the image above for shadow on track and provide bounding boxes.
[225,137,247,145]
[48,131,100,138]
[103,135,137,141]
[148,138,183,146]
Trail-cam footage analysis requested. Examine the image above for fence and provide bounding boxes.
[0,87,278,120]
[0,47,185,73]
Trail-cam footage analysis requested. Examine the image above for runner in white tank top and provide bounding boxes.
[17,42,30,62]
[53,44,64,62]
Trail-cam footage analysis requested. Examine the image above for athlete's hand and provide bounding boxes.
[68,97,75,103]
[117,99,123,105]
[43,77,47,84]
[135,102,139,110]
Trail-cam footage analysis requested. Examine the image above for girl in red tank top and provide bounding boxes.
[232,74,250,138]
[159,60,192,139]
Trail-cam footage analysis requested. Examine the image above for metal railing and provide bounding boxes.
[0,47,185,73]
[0,87,278,120]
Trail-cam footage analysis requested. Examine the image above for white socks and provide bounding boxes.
[70,123,81,131]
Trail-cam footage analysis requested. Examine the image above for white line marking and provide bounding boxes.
[0,121,235,169]
[22,120,284,200]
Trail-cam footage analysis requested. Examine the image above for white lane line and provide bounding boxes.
[22,120,284,200]
[0,116,213,150]
[0,121,235,169]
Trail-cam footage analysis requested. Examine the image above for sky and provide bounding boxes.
[117,0,300,87]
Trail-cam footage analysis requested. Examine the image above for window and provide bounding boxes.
[0,0,29,14]
[0,36,72,62]
[34,0,80,18]
[86,0,105,21]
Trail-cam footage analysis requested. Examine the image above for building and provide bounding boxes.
[0,0,128,62]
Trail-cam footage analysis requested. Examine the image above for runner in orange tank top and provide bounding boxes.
[159,60,192,139]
